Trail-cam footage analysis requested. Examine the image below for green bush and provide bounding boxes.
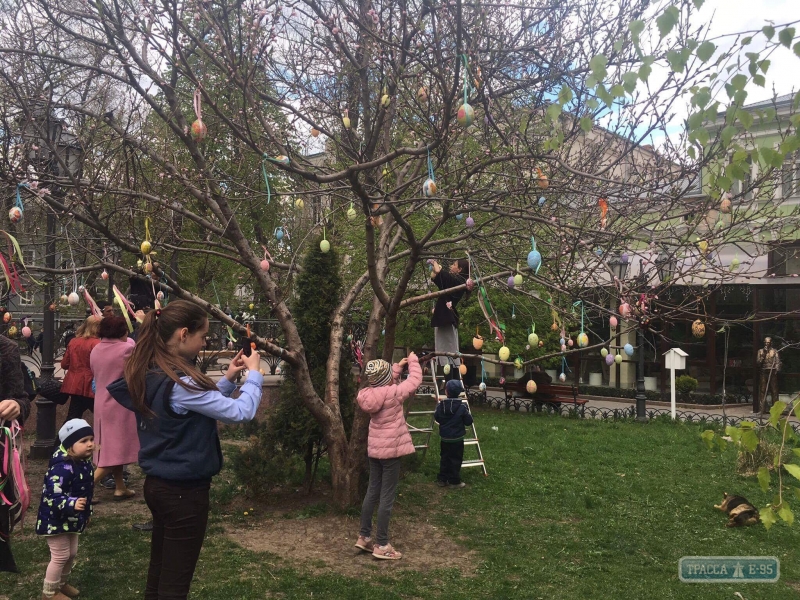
[233,239,354,497]
[675,375,698,395]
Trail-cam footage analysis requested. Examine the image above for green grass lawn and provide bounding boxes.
[6,409,800,599]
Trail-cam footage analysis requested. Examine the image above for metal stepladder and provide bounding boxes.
[404,366,487,476]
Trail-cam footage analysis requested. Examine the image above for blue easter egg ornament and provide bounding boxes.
[538,197,545,207]
[456,213,463,220]
[275,228,284,241]
[527,249,541,271]
[623,343,634,356]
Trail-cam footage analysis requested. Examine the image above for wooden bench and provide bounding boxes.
[502,378,587,415]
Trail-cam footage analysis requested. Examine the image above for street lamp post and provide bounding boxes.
[608,254,629,390]
[22,105,83,458]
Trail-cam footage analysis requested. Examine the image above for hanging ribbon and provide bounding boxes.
[261,154,272,204]
[15,183,26,213]
[112,285,135,332]
[460,54,471,106]
[480,360,485,384]
[573,299,585,333]
[511,304,516,319]
[427,149,435,183]
[144,217,152,245]
[193,88,202,123]
[561,356,571,374]
[83,289,102,318]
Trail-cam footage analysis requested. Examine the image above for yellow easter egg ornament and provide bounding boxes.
[141,240,152,255]
[498,346,510,361]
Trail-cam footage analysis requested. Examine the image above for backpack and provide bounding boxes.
[0,421,30,531]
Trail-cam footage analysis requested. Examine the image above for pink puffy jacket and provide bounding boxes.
[357,354,422,459]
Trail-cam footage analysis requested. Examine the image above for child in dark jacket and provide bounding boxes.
[434,379,474,488]
[36,419,95,600]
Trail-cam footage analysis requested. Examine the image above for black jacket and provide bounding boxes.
[0,335,30,424]
[434,398,474,440]
[430,271,467,328]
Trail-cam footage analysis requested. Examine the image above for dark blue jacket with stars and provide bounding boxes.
[35,447,94,536]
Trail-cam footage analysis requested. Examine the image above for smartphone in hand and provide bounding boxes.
[241,338,253,357]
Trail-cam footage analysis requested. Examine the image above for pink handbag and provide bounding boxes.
[0,420,30,530]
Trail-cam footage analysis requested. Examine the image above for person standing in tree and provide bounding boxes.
[429,259,469,375]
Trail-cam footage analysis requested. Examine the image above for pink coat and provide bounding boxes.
[90,338,140,468]
[357,354,422,459]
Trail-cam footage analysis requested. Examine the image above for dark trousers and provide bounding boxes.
[359,457,401,546]
[143,476,210,600]
[438,440,464,484]
[65,395,94,421]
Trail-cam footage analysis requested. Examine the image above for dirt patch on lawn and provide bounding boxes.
[225,511,478,577]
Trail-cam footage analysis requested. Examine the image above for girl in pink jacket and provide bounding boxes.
[354,351,421,560]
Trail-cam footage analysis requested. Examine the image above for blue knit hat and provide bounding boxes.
[445,379,464,398]
[59,418,94,451]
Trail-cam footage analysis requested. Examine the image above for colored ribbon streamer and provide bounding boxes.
[460,54,471,106]
[193,88,202,121]
[83,289,102,318]
[144,217,151,243]
[427,149,435,182]
[112,285,135,332]
[15,183,26,212]
[573,299,585,332]
[261,154,272,203]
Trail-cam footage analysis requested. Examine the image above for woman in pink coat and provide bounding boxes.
[354,351,421,560]
[90,316,138,500]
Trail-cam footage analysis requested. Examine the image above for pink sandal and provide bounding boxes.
[372,543,402,560]
[354,536,374,552]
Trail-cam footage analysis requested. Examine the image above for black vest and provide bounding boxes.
[134,371,222,482]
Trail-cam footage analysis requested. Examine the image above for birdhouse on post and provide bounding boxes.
[663,348,689,420]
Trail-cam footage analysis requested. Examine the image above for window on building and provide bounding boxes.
[782,151,800,199]
[17,291,35,306]
[770,242,800,276]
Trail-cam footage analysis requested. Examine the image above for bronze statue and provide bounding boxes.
[756,337,780,414]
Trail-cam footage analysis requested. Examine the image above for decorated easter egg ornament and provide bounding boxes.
[498,346,510,361]
[141,240,151,255]
[459,364,467,376]
[578,332,589,348]
[514,356,523,369]
[536,167,549,189]
[528,325,539,347]
[600,347,609,357]
[465,215,475,228]
[609,316,618,328]
[527,236,542,274]
[457,102,474,127]
[319,227,331,253]
[346,203,357,221]
[274,226,285,241]
[559,372,566,382]
[101,270,109,280]
[157,291,165,301]
[22,326,31,338]
[443,364,451,375]
[2,311,11,323]
[623,343,634,356]
[68,292,80,306]
[190,88,207,142]
[507,276,515,289]
[479,382,487,392]
[692,319,706,338]
[8,206,22,224]
[605,353,615,365]
[513,273,523,286]
[730,255,740,271]
[526,380,537,394]
[720,193,732,213]
[310,127,320,138]
[417,86,428,102]
[614,353,622,364]
[342,109,351,129]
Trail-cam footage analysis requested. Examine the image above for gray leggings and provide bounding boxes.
[359,457,401,546]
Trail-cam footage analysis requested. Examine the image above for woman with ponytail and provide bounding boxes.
[107,300,263,600]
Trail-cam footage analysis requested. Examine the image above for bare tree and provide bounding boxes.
[1,0,798,505]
